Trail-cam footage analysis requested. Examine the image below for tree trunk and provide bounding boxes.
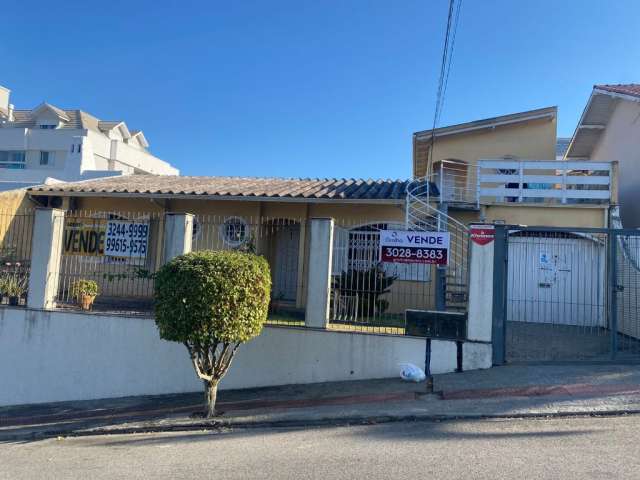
[204,380,219,418]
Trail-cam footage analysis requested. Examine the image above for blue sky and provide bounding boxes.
[2,1,639,179]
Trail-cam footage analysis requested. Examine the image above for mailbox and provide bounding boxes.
[405,309,467,340]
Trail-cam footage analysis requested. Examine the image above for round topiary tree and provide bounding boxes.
[155,250,271,417]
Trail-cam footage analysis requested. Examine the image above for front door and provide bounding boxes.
[273,225,300,302]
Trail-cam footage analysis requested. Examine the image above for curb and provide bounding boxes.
[4,409,640,442]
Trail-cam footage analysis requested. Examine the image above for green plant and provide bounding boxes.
[0,262,28,299]
[331,264,396,317]
[71,279,99,300]
[154,250,271,417]
[233,233,256,254]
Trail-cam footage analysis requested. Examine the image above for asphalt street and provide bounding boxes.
[1,415,638,479]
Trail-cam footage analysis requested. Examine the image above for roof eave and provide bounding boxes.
[593,87,640,104]
[27,190,405,205]
[414,108,557,141]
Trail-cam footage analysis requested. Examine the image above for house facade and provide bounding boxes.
[564,84,640,227]
[411,106,611,229]
[0,84,178,192]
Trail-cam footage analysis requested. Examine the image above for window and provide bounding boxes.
[39,124,56,129]
[0,151,26,169]
[221,217,248,246]
[40,151,52,166]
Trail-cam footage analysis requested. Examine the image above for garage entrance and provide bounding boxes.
[493,225,640,363]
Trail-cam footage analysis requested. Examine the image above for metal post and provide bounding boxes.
[518,163,524,203]
[435,202,448,311]
[476,164,481,209]
[608,230,618,360]
[561,165,568,204]
[424,338,433,393]
[491,224,508,365]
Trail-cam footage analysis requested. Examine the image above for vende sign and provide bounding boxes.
[470,225,495,246]
[379,230,450,265]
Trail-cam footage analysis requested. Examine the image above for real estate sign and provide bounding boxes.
[64,218,149,259]
[379,230,450,266]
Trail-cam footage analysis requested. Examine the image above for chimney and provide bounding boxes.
[0,85,10,118]
[8,104,14,122]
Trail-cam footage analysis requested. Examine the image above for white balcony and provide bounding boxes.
[422,159,615,208]
[477,160,614,206]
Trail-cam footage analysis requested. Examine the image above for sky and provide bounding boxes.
[2,0,639,179]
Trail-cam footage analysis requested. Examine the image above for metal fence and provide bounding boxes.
[0,209,35,307]
[329,219,439,335]
[494,225,640,363]
[54,211,165,315]
[193,215,307,327]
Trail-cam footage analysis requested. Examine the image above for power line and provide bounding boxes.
[426,0,463,177]
[439,0,463,127]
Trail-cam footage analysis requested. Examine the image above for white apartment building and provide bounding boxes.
[0,85,178,191]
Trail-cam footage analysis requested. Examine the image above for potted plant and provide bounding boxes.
[5,276,27,306]
[71,279,99,311]
[1,262,28,306]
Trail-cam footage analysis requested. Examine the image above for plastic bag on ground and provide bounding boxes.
[399,362,426,383]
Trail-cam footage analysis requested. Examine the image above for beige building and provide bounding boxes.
[564,84,640,227]
[411,106,610,229]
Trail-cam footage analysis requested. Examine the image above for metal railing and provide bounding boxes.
[192,215,307,327]
[0,209,35,307]
[330,218,434,334]
[54,210,165,315]
[405,178,471,314]
[414,160,478,206]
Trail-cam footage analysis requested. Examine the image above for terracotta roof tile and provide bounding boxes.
[595,84,640,98]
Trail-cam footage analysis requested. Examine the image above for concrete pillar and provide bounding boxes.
[466,224,495,342]
[27,208,65,310]
[305,218,334,328]
[163,213,194,263]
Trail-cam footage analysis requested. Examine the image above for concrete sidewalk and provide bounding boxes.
[3,364,640,441]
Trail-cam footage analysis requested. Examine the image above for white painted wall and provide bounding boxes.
[590,99,640,227]
[0,308,484,407]
[0,122,178,192]
[467,225,495,342]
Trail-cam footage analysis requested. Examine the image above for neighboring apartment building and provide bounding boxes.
[564,84,640,227]
[0,85,178,191]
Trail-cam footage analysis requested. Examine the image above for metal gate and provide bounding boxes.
[493,225,640,363]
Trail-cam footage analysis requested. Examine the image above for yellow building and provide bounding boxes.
[412,106,612,228]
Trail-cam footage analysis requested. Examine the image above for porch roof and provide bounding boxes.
[28,175,411,204]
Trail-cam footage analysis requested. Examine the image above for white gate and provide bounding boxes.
[507,233,606,327]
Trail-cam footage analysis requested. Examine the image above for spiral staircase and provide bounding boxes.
[405,178,470,312]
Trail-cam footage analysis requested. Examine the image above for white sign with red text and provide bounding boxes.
[379,230,450,266]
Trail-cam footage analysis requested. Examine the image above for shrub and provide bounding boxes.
[154,250,271,417]
[71,279,99,299]
[331,264,396,318]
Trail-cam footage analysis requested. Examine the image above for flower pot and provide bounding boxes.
[8,296,19,306]
[80,294,96,311]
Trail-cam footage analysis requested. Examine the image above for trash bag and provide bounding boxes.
[399,363,426,383]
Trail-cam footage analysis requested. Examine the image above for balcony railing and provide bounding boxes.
[477,160,613,207]
[422,160,614,207]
